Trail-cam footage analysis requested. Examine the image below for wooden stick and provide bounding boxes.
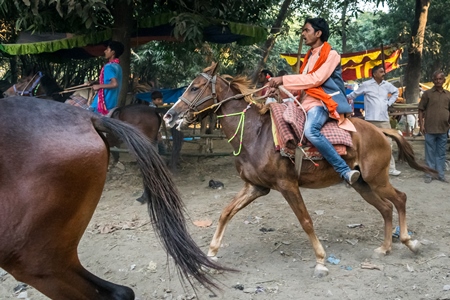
[59,86,92,94]
[64,83,91,90]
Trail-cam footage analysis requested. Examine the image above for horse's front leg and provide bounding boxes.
[208,182,270,258]
[279,183,328,277]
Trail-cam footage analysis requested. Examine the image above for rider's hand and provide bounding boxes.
[268,76,283,88]
[268,87,279,98]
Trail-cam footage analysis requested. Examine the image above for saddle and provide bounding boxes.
[270,102,353,160]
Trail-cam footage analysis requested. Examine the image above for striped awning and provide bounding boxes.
[280,45,403,81]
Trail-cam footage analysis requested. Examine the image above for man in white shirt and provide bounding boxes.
[347,64,401,176]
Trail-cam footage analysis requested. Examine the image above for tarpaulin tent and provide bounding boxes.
[280,45,403,81]
[135,86,186,104]
[0,12,268,60]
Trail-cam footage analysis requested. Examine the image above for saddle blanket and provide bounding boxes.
[65,95,89,110]
[270,102,353,159]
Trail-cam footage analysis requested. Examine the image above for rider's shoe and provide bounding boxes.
[344,170,360,185]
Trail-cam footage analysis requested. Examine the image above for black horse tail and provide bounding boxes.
[92,116,234,291]
[380,128,438,178]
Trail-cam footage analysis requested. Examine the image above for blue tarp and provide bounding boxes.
[136,86,364,109]
[345,88,364,109]
[135,86,187,104]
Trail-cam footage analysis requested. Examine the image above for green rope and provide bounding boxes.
[216,104,251,156]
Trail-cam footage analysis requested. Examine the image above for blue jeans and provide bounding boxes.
[304,106,351,178]
[424,133,448,179]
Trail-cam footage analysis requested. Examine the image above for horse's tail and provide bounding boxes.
[92,116,233,291]
[380,128,438,178]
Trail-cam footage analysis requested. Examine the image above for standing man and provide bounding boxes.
[90,41,124,115]
[269,17,359,184]
[418,70,450,183]
[347,64,401,176]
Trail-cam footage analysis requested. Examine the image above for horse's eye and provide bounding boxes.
[191,87,199,92]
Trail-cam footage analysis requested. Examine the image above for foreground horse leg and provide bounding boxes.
[279,184,328,277]
[1,146,134,299]
[208,183,270,258]
[8,261,133,300]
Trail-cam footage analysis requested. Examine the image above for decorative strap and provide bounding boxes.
[216,104,252,156]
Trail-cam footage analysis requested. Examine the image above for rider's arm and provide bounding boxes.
[281,50,340,91]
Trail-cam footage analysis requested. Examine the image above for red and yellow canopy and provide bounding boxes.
[280,45,403,81]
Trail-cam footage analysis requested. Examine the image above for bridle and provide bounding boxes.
[178,72,218,111]
[13,72,45,97]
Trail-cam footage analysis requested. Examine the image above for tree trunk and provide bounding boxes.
[251,0,293,84]
[112,0,133,106]
[341,0,348,53]
[404,0,430,104]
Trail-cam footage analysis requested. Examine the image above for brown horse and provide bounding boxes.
[0,96,230,299]
[163,63,438,278]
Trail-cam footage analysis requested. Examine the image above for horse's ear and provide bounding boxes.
[211,61,220,75]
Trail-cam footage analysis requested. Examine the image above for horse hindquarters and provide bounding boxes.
[0,113,134,298]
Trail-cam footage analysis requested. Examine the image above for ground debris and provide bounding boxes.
[361,261,383,271]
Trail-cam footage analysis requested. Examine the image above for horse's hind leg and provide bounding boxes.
[351,180,418,254]
[384,187,419,253]
[9,262,134,300]
[351,180,394,254]
[208,182,270,258]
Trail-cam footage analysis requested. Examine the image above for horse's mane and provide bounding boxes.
[41,75,63,95]
[219,74,266,112]
[202,63,267,113]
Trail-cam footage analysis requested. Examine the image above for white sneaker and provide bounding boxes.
[345,170,360,185]
[389,169,401,176]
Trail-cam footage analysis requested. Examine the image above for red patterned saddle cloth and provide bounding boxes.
[270,102,353,160]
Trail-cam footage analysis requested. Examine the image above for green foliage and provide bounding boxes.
[0,0,110,35]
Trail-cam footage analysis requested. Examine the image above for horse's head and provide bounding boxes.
[3,72,45,98]
[164,62,220,129]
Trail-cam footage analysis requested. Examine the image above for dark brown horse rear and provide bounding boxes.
[0,96,229,299]
[164,63,438,278]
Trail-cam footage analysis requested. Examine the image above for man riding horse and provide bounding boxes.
[268,17,360,184]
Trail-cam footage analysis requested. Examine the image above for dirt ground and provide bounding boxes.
[1,138,450,300]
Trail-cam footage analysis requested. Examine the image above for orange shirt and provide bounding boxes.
[282,44,341,112]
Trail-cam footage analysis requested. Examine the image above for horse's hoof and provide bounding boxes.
[406,239,420,253]
[313,264,329,278]
[207,255,218,262]
[136,196,146,204]
[372,247,390,258]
